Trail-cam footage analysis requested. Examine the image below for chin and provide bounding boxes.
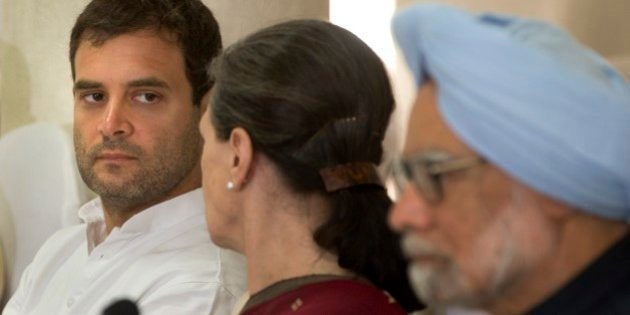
[208,229,234,250]
[408,262,484,309]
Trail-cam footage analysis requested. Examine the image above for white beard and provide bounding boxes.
[403,235,471,306]
[402,217,520,309]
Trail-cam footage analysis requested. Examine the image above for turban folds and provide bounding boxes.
[393,4,630,220]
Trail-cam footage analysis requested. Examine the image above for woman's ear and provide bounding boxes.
[229,127,253,190]
[199,91,210,115]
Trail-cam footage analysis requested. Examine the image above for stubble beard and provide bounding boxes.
[74,122,202,213]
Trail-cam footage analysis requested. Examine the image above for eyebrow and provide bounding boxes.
[73,77,170,93]
[405,149,452,162]
[127,77,170,89]
[73,80,102,92]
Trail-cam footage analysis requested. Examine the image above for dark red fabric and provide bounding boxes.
[241,279,407,314]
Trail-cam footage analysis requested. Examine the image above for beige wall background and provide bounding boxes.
[396,0,630,74]
[0,0,329,136]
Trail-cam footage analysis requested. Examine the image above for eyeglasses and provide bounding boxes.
[391,151,485,203]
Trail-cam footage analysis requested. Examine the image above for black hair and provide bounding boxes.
[69,0,221,106]
[209,19,423,311]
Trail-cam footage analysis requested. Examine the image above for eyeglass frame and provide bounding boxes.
[391,151,485,203]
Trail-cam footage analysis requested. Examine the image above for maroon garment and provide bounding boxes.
[241,278,407,314]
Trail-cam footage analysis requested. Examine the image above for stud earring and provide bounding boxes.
[226,181,235,191]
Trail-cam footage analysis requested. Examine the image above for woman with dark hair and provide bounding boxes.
[199,19,422,314]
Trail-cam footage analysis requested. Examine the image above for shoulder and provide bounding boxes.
[245,279,407,315]
[131,246,246,314]
[128,233,247,299]
[29,224,86,264]
[20,224,86,276]
[304,280,406,313]
[139,194,247,294]
[5,224,86,308]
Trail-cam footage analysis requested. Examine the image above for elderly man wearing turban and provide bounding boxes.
[389,4,630,315]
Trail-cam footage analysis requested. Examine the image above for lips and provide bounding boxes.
[95,151,137,161]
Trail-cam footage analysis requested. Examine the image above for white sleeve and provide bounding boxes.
[138,282,238,315]
[2,263,33,315]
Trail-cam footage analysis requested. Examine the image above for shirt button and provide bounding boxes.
[67,297,75,308]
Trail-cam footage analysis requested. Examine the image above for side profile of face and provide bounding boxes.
[389,82,560,308]
[199,107,243,250]
[73,29,203,210]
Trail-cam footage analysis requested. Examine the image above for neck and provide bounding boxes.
[485,214,629,314]
[241,187,350,294]
[102,165,201,234]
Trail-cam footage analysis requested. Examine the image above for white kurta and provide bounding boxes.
[3,189,246,315]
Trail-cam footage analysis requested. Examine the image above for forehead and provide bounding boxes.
[403,82,476,157]
[73,30,186,81]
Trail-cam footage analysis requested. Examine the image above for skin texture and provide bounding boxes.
[389,84,556,314]
[198,107,242,250]
[73,29,204,232]
[199,107,347,294]
[388,81,549,309]
[389,82,630,313]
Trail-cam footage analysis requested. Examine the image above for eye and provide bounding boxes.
[427,166,444,183]
[132,92,161,104]
[424,159,450,184]
[82,92,105,103]
[409,160,441,180]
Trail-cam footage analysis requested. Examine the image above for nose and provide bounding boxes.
[389,185,434,232]
[98,98,133,139]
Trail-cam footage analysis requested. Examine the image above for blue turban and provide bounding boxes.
[393,4,630,220]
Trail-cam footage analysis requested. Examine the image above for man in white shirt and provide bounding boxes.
[3,0,246,314]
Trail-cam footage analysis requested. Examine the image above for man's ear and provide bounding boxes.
[229,127,253,190]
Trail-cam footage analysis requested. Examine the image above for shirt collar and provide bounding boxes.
[78,189,205,248]
[119,188,204,233]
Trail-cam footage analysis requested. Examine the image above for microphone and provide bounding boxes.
[102,299,140,315]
